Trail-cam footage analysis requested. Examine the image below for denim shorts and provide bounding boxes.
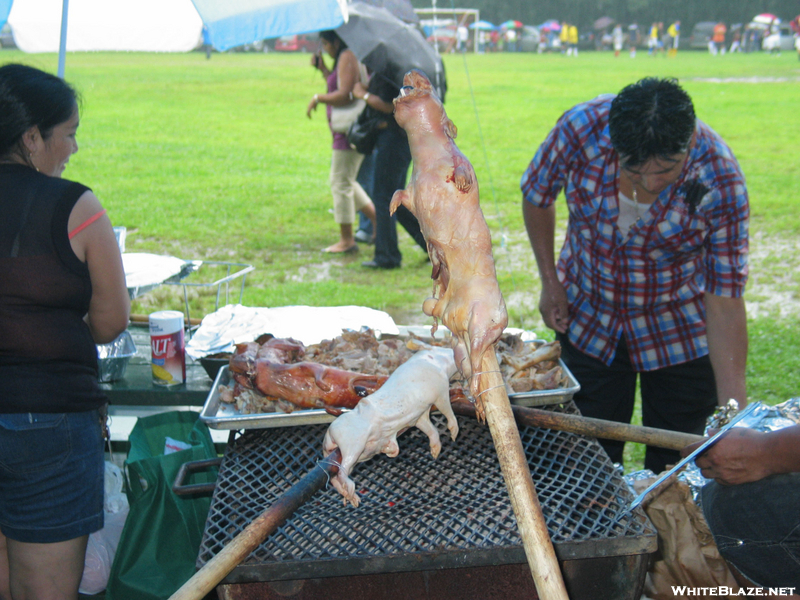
[0,410,104,543]
[702,473,800,587]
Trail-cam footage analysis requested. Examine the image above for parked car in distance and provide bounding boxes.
[689,21,717,49]
[229,39,273,53]
[519,25,540,52]
[1,23,16,49]
[761,22,795,51]
[274,33,319,52]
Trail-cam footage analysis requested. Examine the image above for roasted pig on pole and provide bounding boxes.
[390,69,569,599]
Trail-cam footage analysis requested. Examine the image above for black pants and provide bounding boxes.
[370,125,427,267]
[557,333,717,474]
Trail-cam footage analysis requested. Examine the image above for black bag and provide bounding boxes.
[347,108,383,155]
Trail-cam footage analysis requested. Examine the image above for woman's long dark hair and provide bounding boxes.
[0,64,79,160]
[319,30,348,68]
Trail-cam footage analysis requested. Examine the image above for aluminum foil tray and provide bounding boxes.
[201,366,343,429]
[96,330,137,383]
[201,354,579,430]
[507,358,580,407]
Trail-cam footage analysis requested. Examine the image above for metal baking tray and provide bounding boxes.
[201,354,580,430]
[201,366,345,430]
[507,358,580,407]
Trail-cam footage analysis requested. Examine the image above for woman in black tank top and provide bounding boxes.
[0,63,130,599]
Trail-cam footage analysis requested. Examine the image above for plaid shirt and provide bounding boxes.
[521,95,749,371]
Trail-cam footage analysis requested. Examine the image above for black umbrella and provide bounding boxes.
[593,16,614,30]
[337,2,446,100]
[351,0,419,25]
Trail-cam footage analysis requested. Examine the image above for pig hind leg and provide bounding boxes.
[414,410,443,459]
[433,393,460,442]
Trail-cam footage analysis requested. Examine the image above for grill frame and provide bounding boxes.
[197,401,656,584]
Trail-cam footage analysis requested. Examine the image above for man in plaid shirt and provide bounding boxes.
[521,78,749,473]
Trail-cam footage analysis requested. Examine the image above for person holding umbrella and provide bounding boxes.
[351,57,428,269]
[308,30,378,254]
[336,3,437,269]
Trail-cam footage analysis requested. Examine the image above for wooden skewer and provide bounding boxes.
[479,351,570,600]
[167,449,341,600]
[453,399,704,451]
[129,313,203,326]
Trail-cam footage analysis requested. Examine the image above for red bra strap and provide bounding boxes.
[68,209,107,240]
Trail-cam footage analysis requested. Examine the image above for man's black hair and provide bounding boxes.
[609,77,696,168]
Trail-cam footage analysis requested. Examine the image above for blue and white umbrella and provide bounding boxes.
[469,20,495,31]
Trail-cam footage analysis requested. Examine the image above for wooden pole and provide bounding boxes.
[167,450,341,600]
[453,400,704,451]
[130,313,203,326]
[479,351,570,599]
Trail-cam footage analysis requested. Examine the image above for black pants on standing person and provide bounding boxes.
[557,333,718,474]
[363,124,427,269]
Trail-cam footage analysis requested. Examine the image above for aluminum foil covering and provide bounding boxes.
[96,330,137,382]
[122,252,200,299]
[185,304,400,359]
[625,398,800,504]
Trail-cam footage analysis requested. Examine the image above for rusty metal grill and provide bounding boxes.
[197,401,656,583]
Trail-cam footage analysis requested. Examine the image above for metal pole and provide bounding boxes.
[57,0,69,79]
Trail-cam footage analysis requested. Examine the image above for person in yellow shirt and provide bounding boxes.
[667,21,680,56]
[568,23,579,56]
[559,22,570,54]
[648,22,660,55]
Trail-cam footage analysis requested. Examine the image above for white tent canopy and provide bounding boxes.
[8,0,204,52]
[6,0,348,54]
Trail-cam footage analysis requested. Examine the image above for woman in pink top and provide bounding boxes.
[307,30,377,254]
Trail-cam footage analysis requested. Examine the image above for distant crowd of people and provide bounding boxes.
[600,21,680,58]
[446,15,799,59]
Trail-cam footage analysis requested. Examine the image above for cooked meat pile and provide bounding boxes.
[217,329,565,415]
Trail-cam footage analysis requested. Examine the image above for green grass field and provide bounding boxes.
[2,48,798,469]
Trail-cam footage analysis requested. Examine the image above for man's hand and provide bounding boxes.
[682,428,771,485]
[539,281,569,333]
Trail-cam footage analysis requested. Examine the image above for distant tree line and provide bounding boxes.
[411,0,798,33]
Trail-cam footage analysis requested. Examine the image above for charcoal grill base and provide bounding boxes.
[217,554,652,600]
[199,403,656,595]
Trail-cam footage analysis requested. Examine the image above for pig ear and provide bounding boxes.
[443,116,457,139]
[415,70,433,90]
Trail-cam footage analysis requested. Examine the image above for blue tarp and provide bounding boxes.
[191,0,347,51]
[1,0,13,29]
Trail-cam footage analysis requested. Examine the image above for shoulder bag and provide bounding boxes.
[330,59,367,133]
[331,98,366,133]
[347,107,383,155]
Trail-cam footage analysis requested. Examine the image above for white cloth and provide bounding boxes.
[185,304,400,359]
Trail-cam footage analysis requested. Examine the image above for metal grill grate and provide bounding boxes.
[198,401,656,582]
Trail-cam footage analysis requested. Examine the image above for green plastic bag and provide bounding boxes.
[106,411,218,600]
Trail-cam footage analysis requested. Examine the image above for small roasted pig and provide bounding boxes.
[390,69,508,419]
[322,347,460,507]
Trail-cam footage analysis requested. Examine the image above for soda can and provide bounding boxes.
[149,310,186,386]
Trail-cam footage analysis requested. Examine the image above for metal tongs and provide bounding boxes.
[620,401,762,518]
